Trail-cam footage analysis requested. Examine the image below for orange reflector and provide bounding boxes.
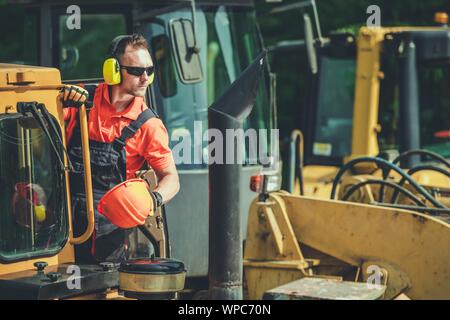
[435,130,450,138]
[250,175,263,193]
[434,12,449,25]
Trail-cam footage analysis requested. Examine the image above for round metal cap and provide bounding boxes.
[118,258,185,275]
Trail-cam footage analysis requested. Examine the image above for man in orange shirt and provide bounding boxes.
[61,34,179,263]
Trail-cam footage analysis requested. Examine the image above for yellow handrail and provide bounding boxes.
[69,103,95,245]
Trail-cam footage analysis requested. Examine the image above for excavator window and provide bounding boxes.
[417,63,450,158]
[312,55,355,159]
[141,5,272,168]
[57,11,127,79]
[0,114,68,263]
[151,34,178,98]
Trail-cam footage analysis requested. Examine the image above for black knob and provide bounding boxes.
[99,262,114,271]
[46,272,61,282]
[34,261,48,272]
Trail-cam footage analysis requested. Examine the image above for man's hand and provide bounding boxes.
[59,85,89,108]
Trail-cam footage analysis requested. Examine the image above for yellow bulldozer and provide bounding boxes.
[242,4,450,300]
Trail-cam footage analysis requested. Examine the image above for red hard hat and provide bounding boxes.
[97,179,154,229]
[12,183,48,228]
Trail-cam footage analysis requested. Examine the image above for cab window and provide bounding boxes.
[58,13,127,79]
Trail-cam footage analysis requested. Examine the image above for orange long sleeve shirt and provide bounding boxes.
[64,83,173,179]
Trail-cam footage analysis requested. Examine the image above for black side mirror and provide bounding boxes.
[170,18,203,84]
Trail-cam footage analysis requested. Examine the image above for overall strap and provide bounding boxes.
[84,84,98,109]
[113,108,158,150]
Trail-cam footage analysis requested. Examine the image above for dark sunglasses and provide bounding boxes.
[121,65,155,77]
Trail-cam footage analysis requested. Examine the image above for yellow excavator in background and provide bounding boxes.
[296,22,450,205]
[241,4,450,300]
[269,3,450,212]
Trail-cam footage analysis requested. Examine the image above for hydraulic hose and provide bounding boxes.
[341,179,427,208]
[390,164,450,205]
[330,156,446,208]
[393,149,450,169]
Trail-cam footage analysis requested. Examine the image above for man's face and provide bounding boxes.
[118,46,153,97]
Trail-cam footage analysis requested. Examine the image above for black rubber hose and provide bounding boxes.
[330,157,446,208]
[390,165,450,205]
[392,149,450,169]
[341,179,427,208]
[378,166,391,204]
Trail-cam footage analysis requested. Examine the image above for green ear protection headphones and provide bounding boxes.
[103,35,155,86]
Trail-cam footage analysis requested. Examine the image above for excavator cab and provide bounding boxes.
[0,95,69,263]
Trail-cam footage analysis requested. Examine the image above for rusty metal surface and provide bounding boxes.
[263,277,386,300]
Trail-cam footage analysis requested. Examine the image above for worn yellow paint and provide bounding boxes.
[279,193,450,299]
[301,165,339,199]
[244,199,305,262]
[0,256,59,276]
[244,191,450,299]
[244,268,306,300]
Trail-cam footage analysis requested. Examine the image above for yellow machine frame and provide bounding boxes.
[301,26,450,199]
[0,64,95,276]
[244,192,450,300]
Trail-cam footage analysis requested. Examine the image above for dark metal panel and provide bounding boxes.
[39,4,53,67]
[399,37,421,168]
[13,0,254,7]
[163,166,259,278]
[0,264,118,300]
[410,30,450,62]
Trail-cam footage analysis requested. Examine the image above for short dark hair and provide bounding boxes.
[114,34,149,61]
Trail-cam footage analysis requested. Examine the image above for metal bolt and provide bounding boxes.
[46,272,61,282]
[99,262,114,271]
[34,261,48,272]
